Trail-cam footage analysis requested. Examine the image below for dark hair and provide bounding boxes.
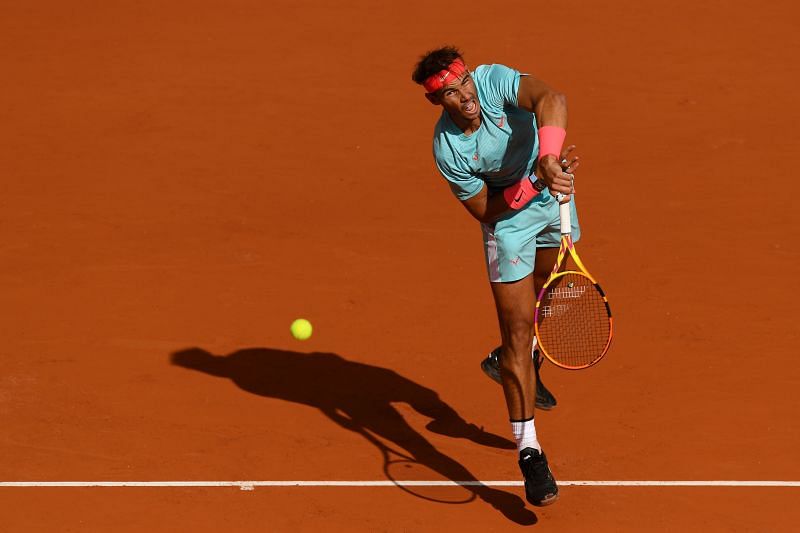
[411,46,464,85]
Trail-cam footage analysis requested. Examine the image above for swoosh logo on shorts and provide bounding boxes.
[510,257,521,265]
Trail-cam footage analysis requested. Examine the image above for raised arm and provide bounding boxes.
[517,75,574,201]
[517,75,567,128]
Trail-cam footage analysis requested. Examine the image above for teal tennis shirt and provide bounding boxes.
[433,64,540,201]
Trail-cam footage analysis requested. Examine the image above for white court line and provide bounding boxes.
[1,481,799,489]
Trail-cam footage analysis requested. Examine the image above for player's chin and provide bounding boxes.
[460,99,480,119]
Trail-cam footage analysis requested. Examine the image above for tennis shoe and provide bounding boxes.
[480,347,557,410]
[518,447,559,507]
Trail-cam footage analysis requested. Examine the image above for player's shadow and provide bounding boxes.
[171,347,537,525]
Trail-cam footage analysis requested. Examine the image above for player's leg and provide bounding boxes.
[480,245,560,409]
[530,245,561,406]
[490,274,538,421]
[533,246,560,298]
[490,274,559,506]
[480,348,556,409]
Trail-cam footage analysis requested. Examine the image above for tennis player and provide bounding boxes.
[412,46,580,506]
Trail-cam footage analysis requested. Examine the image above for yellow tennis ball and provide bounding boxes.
[290,318,313,340]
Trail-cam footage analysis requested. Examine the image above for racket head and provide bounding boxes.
[535,270,613,370]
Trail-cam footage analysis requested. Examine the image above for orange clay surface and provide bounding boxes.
[1,1,799,531]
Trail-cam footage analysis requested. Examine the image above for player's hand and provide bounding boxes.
[560,144,580,175]
[539,154,574,203]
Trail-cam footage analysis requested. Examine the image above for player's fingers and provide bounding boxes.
[560,144,577,160]
[551,174,570,187]
[555,193,572,204]
[561,154,579,170]
[564,157,580,172]
[550,177,573,195]
[566,160,581,173]
[563,172,576,194]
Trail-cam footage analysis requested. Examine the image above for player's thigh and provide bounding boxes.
[533,246,561,296]
[490,274,536,346]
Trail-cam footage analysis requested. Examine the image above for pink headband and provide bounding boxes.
[423,59,467,93]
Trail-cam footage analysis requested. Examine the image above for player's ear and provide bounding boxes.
[425,92,440,106]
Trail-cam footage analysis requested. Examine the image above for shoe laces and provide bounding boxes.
[520,451,550,481]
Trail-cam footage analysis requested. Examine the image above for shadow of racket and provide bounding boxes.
[366,429,476,505]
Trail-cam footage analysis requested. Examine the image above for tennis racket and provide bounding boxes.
[534,196,613,369]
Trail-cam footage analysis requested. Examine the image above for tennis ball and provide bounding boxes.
[290,318,313,340]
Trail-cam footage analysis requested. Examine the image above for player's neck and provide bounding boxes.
[449,112,481,136]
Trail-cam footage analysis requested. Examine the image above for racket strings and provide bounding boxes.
[536,272,611,368]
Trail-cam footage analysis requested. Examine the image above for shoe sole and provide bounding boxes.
[530,492,559,507]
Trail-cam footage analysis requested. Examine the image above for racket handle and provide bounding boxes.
[555,193,571,235]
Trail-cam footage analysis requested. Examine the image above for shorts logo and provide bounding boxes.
[510,257,521,265]
[498,115,505,127]
[473,152,479,161]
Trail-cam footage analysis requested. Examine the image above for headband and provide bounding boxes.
[423,59,467,93]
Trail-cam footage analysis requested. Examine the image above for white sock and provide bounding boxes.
[531,336,538,354]
[511,418,540,453]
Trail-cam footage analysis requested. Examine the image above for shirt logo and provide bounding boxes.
[498,115,505,127]
[472,153,479,161]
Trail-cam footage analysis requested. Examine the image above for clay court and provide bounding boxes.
[2,0,799,530]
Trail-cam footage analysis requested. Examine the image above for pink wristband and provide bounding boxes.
[537,126,566,161]
[503,176,543,210]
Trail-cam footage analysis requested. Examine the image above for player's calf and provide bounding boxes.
[480,347,557,410]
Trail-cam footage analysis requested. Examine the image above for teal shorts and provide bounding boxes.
[480,192,581,283]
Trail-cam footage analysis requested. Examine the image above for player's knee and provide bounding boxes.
[501,319,534,356]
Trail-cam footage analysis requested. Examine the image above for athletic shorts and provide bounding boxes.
[480,192,581,283]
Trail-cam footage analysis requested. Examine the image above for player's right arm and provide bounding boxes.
[435,159,511,223]
[460,184,508,223]
[454,145,580,224]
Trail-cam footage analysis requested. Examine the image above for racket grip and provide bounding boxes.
[556,194,571,235]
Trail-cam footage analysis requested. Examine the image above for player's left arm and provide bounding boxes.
[516,75,573,199]
[516,75,567,127]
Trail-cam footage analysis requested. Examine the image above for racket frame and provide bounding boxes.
[534,199,613,370]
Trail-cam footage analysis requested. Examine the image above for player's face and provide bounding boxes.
[437,71,480,123]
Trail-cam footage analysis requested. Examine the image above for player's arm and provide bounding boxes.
[516,75,573,199]
[458,144,580,224]
[516,75,567,128]
[460,184,509,223]
[437,158,519,224]
[460,176,548,223]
